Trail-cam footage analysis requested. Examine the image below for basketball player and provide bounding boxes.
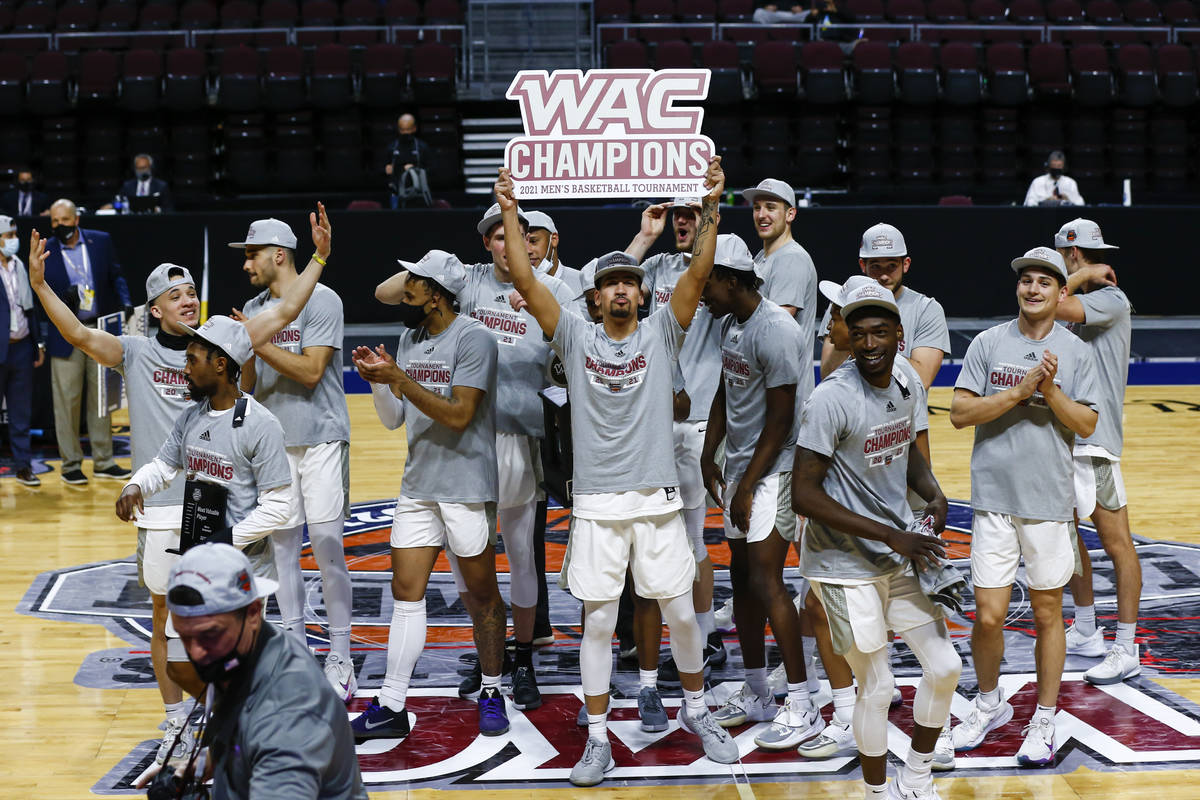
[820,223,950,388]
[28,207,329,763]
[792,280,961,800]
[625,196,727,682]
[494,160,739,786]
[349,250,509,740]
[950,247,1099,767]
[526,210,584,297]
[233,215,356,704]
[698,233,824,749]
[375,205,575,711]
[1052,219,1140,685]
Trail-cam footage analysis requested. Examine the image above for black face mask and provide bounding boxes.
[1048,167,1063,179]
[17,181,32,192]
[398,134,414,148]
[397,300,428,329]
[190,609,251,684]
[52,224,75,242]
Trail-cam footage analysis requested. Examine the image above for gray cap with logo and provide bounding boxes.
[398,249,468,295]
[742,178,796,207]
[167,543,280,618]
[179,315,254,365]
[859,222,907,258]
[1054,218,1118,250]
[592,251,644,288]
[1011,246,1069,282]
[145,263,195,304]
[228,218,298,250]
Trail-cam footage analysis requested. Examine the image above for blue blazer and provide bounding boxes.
[39,228,131,359]
[0,255,43,363]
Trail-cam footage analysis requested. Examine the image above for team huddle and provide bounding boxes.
[33,156,1139,799]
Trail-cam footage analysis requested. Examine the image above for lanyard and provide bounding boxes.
[61,241,91,287]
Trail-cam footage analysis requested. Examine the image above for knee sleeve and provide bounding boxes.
[581,599,619,696]
[900,620,962,728]
[659,592,704,675]
[499,501,539,608]
[682,506,708,564]
[380,598,427,711]
[271,525,305,633]
[307,519,353,630]
[843,645,894,757]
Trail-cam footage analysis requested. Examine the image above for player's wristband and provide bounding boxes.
[313,254,327,266]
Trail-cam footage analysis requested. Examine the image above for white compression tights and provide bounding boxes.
[271,520,354,656]
[499,500,538,609]
[580,591,704,697]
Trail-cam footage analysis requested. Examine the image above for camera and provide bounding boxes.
[147,766,208,800]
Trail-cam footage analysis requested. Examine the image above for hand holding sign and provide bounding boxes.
[495,168,517,210]
[702,155,725,203]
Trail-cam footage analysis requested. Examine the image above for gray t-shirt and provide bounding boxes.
[796,359,930,580]
[955,320,1099,522]
[395,314,498,503]
[720,299,805,484]
[460,262,575,437]
[551,305,684,494]
[820,284,951,363]
[1067,286,1131,457]
[642,251,722,422]
[242,284,351,448]
[754,240,817,407]
[156,394,292,530]
[117,335,192,508]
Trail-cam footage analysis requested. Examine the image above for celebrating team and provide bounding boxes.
[30,158,1137,797]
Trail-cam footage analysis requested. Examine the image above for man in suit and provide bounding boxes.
[40,198,133,486]
[117,154,174,213]
[0,214,45,486]
[0,168,51,218]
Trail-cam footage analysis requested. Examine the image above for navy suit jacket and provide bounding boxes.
[39,228,131,359]
[118,177,174,212]
[0,256,43,363]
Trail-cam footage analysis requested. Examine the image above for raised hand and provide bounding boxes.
[229,307,247,322]
[1017,364,1045,399]
[1038,350,1059,392]
[702,155,725,203]
[494,168,517,211]
[310,201,331,260]
[639,202,671,240]
[28,230,48,288]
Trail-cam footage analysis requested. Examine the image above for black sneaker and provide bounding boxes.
[61,469,88,486]
[705,631,728,669]
[350,700,411,741]
[458,650,514,699]
[15,468,40,487]
[94,463,133,480]
[511,665,542,710]
[658,653,711,688]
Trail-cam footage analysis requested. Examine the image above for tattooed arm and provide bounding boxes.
[669,156,724,330]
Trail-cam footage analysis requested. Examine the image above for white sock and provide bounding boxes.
[328,626,351,661]
[698,606,716,638]
[901,745,934,787]
[787,682,810,708]
[864,779,887,799]
[587,713,607,741]
[164,701,186,721]
[979,687,1001,709]
[1074,604,1096,636]
[378,599,426,712]
[832,685,856,725]
[639,668,658,690]
[683,686,706,714]
[1116,621,1137,654]
[746,666,769,698]
[1033,704,1055,725]
[481,672,501,692]
[801,635,820,693]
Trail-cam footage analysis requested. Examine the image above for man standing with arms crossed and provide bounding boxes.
[793,280,961,800]
[495,160,738,787]
[950,247,1099,767]
[1052,219,1140,685]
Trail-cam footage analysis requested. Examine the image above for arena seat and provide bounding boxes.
[801,40,848,104]
[1029,42,1071,101]
[217,45,261,112]
[28,51,70,115]
[310,43,353,109]
[1157,44,1197,107]
[263,45,305,111]
[1070,42,1113,106]
[896,40,937,104]
[361,43,409,108]
[77,49,119,105]
[163,47,207,112]
[411,41,456,101]
[0,53,27,115]
[852,41,894,104]
[654,39,696,68]
[940,41,982,104]
[753,40,799,98]
[607,39,649,68]
[1116,44,1156,107]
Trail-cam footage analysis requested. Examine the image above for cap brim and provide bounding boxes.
[593,265,646,289]
[819,280,843,305]
[741,189,792,206]
[228,242,249,249]
[255,575,280,599]
[1011,257,1067,280]
[841,298,899,319]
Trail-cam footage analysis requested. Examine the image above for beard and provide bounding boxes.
[186,380,209,402]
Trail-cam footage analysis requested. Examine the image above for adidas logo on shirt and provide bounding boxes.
[493,293,507,302]
[730,333,741,343]
[1024,351,1038,361]
[199,430,211,441]
[885,400,897,412]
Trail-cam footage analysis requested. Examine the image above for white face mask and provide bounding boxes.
[1,238,18,257]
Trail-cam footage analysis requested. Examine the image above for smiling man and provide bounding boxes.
[950,247,1099,768]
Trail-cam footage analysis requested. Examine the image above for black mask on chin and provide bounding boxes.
[1048,167,1063,179]
[397,300,429,330]
[18,181,32,192]
[190,609,252,685]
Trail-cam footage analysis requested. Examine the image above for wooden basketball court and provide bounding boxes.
[3,385,1198,798]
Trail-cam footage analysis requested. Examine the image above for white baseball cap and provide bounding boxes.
[1011,246,1069,283]
[670,196,701,208]
[575,258,598,300]
[0,214,15,234]
[1054,218,1118,250]
[228,218,298,250]
[819,274,879,307]
[523,210,556,234]
[179,315,254,365]
[477,202,528,236]
[742,178,795,207]
[167,543,279,618]
[859,223,907,258]
[713,233,756,274]
[592,251,644,288]
[145,263,195,304]
[398,249,468,295]
[840,280,900,320]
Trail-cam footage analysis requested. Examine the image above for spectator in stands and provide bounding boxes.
[1024,151,1085,207]
[754,0,858,47]
[385,114,433,209]
[116,154,174,213]
[1,168,50,218]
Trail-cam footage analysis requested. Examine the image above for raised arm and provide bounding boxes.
[375,270,408,305]
[624,202,670,263]
[496,169,560,337]
[29,230,124,367]
[241,202,331,349]
[669,156,724,329]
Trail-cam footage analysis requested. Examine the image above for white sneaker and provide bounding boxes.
[951,691,1014,751]
[1065,623,1108,657]
[711,683,777,728]
[797,717,856,759]
[1016,716,1057,767]
[767,662,788,700]
[569,737,615,786]
[714,600,735,633]
[891,686,903,707]
[324,652,358,703]
[886,776,942,799]
[753,696,826,749]
[931,725,955,771]
[1084,643,1141,685]
[155,716,195,766]
[678,705,740,763]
